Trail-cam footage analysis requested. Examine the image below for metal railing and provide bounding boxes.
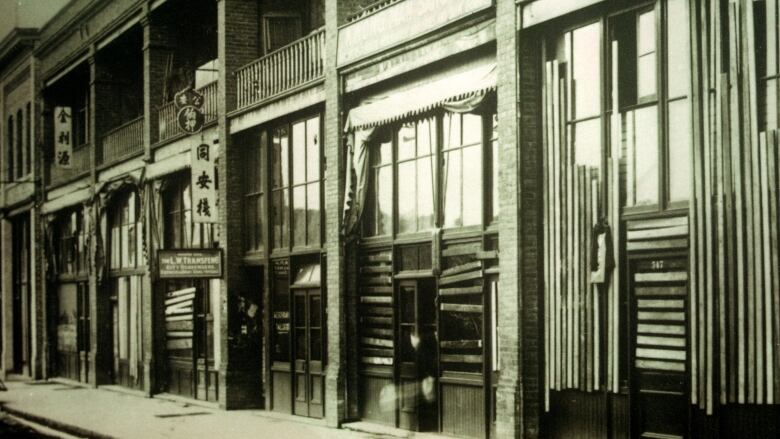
[100,116,144,165]
[158,80,218,142]
[346,0,403,22]
[236,28,325,110]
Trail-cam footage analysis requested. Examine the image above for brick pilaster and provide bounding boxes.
[216,0,260,410]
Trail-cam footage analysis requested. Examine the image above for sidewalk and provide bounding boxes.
[0,379,380,439]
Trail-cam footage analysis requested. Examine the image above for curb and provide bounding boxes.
[0,405,115,439]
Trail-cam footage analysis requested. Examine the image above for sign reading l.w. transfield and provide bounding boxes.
[158,249,222,279]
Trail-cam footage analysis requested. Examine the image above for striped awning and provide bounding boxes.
[344,62,496,132]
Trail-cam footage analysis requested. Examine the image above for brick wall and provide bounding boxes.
[216,0,261,410]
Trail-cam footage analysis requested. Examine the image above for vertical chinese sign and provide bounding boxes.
[54,106,73,168]
[191,142,217,223]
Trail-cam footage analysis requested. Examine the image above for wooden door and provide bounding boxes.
[77,283,90,383]
[292,289,324,418]
[630,256,689,439]
[397,280,438,432]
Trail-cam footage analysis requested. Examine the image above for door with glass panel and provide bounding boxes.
[292,288,324,418]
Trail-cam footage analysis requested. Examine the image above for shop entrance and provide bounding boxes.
[163,280,217,402]
[630,255,689,439]
[292,288,324,418]
[56,282,90,382]
[11,216,31,375]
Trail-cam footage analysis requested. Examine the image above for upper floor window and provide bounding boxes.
[57,210,87,276]
[270,115,322,251]
[364,109,497,238]
[244,131,266,255]
[16,109,23,179]
[110,191,142,272]
[164,173,216,249]
[611,0,691,209]
[6,116,13,180]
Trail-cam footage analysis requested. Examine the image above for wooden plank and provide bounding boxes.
[363,327,394,338]
[361,305,393,316]
[635,285,687,297]
[475,250,498,260]
[360,296,392,304]
[362,316,391,326]
[360,265,392,274]
[166,320,194,331]
[441,340,482,349]
[166,331,193,338]
[166,338,193,350]
[440,354,482,364]
[636,335,686,348]
[440,303,483,313]
[636,348,686,361]
[714,6,726,405]
[164,293,195,306]
[166,287,196,298]
[165,314,193,322]
[635,359,685,372]
[637,311,685,322]
[634,272,688,283]
[165,305,193,316]
[440,261,482,278]
[361,356,393,365]
[438,286,483,296]
[626,239,688,251]
[626,215,688,230]
[637,324,686,336]
[438,270,482,286]
[362,348,394,358]
[441,243,481,257]
[364,252,392,263]
[626,225,689,241]
[552,60,561,390]
[760,132,774,403]
[362,275,392,286]
[544,59,553,405]
[362,286,393,294]
[768,130,780,402]
[361,337,393,348]
[637,299,685,309]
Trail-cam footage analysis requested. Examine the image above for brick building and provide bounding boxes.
[0,0,778,438]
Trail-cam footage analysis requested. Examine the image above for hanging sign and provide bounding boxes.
[191,142,217,223]
[175,87,205,134]
[158,249,222,278]
[54,106,73,168]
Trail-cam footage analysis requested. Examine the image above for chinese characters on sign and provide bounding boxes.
[175,87,205,134]
[191,142,217,223]
[54,106,73,168]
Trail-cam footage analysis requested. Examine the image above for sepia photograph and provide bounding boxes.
[0,0,778,437]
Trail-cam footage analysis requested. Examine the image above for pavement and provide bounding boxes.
[0,378,441,439]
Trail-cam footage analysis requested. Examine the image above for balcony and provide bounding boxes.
[158,80,218,143]
[338,0,492,66]
[48,144,90,187]
[99,116,144,166]
[235,28,325,111]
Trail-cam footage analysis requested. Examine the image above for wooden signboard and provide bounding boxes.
[158,249,222,278]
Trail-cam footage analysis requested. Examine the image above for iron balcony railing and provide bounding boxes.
[236,28,325,110]
[100,116,144,165]
[158,80,218,143]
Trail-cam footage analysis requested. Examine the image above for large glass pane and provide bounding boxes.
[397,161,416,233]
[462,114,482,145]
[307,182,320,245]
[637,11,657,99]
[306,117,320,182]
[416,157,434,231]
[666,0,690,98]
[668,98,692,202]
[272,127,289,189]
[310,328,322,361]
[273,190,289,249]
[444,112,461,148]
[633,106,659,205]
[401,287,415,323]
[417,118,434,155]
[293,185,307,247]
[572,23,602,119]
[573,118,602,168]
[292,121,306,185]
[398,123,416,161]
[462,144,482,226]
[376,166,393,236]
[376,140,392,165]
[310,294,321,327]
[443,149,462,228]
[57,283,78,353]
[117,278,128,359]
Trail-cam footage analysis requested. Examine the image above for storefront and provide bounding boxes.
[155,172,221,402]
[49,207,90,383]
[342,57,499,437]
[6,212,32,376]
[237,110,325,418]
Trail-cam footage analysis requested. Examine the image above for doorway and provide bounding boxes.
[630,255,690,439]
[292,288,324,418]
